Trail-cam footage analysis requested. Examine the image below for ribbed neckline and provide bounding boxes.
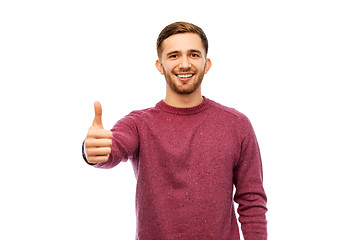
[155,96,211,115]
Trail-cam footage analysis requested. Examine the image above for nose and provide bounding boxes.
[179,56,191,70]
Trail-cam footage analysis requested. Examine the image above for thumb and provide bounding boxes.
[92,101,104,128]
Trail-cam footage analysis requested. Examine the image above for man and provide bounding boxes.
[83,22,267,240]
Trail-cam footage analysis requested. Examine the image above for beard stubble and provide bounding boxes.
[163,67,205,95]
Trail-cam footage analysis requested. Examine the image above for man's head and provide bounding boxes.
[156,22,211,95]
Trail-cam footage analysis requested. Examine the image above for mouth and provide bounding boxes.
[176,73,195,82]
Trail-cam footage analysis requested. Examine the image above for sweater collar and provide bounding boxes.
[156,96,211,115]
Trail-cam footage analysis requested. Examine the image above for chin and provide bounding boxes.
[165,71,204,95]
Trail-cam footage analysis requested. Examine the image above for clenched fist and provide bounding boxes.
[84,101,113,164]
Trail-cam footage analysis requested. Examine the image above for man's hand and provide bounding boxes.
[84,101,113,164]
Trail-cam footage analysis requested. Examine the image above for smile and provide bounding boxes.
[176,73,194,81]
[177,74,193,78]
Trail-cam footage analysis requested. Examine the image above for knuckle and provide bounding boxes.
[86,148,95,155]
[84,138,94,147]
[87,157,96,163]
[88,155,108,163]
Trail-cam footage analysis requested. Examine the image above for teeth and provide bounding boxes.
[178,74,193,78]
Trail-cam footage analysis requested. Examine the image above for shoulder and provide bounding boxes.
[113,105,159,127]
[208,99,251,125]
[127,105,161,120]
[207,99,257,139]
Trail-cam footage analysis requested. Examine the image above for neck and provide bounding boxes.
[164,87,203,108]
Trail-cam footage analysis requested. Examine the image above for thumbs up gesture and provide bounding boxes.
[84,101,113,164]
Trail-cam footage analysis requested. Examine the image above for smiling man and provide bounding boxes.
[83,22,267,240]
[156,32,211,100]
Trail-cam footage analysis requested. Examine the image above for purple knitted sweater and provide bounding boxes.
[92,97,267,240]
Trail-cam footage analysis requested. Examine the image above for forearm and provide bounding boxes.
[234,117,268,239]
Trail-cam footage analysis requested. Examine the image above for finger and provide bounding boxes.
[92,101,103,128]
[87,155,110,164]
[86,147,112,156]
[85,138,112,148]
[87,128,113,139]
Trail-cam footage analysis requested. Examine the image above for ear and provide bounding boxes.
[155,59,164,75]
[204,58,212,74]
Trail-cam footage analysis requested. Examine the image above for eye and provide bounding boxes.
[169,54,178,59]
[191,53,200,58]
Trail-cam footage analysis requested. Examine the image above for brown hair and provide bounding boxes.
[156,22,208,58]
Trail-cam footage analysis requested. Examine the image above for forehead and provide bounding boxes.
[161,33,205,55]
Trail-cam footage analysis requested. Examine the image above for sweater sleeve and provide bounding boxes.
[233,117,267,240]
[93,112,140,169]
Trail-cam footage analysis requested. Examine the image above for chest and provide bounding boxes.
[138,116,241,174]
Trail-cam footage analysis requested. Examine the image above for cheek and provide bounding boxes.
[194,63,206,72]
[193,59,207,70]
[163,62,178,73]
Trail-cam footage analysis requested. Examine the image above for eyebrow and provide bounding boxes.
[188,49,202,54]
[166,50,180,57]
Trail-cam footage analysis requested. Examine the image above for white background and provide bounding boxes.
[1,0,359,239]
